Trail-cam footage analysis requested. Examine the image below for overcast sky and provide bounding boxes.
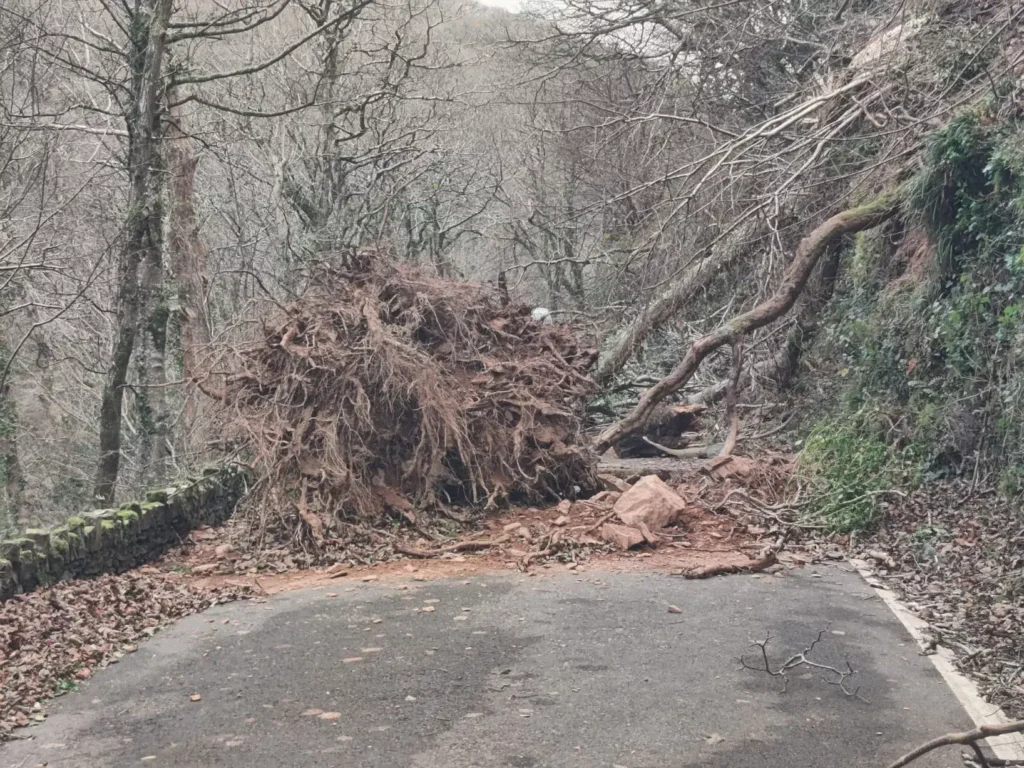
[477,0,524,13]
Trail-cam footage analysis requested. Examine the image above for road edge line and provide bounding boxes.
[849,557,1024,762]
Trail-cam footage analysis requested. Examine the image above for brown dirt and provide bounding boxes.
[167,452,795,594]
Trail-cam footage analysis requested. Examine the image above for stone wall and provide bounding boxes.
[0,466,248,600]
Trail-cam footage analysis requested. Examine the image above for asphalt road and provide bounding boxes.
[4,566,972,768]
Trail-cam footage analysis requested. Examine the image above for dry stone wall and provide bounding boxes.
[0,466,247,600]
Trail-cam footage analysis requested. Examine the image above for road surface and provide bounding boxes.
[4,566,972,767]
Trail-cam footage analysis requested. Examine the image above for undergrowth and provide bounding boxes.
[800,103,1024,531]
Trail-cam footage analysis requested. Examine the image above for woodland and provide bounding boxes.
[0,0,1020,544]
[4,0,1024,756]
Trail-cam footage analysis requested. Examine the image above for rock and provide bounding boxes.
[191,563,218,574]
[600,523,645,551]
[612,475,686,531]
[597,474,631,493]
[556,499,572,514]
[214,544,233,558]
[552,516,570,527]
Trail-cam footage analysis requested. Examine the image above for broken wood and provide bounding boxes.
[393,534,510,558]
[612,402,707,458]
[680,550,777,579]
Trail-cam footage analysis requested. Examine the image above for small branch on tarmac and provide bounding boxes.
[740,625,868,702]
[886,721,1024,768]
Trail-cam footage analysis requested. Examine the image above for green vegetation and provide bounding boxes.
[801,108,1024,530]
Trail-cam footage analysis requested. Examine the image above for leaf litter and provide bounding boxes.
[0,572,249,740]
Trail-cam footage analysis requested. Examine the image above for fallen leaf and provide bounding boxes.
[302,708,325,716]
[342,657,363,663]
[190,694,202,702]
[705,733,725,745]
[667,605,682,614]
[319,712,341,721]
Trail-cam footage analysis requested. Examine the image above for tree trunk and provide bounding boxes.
[93,0,173,504]
[683,242,845,404]
[595,218,761,386]
[0,374,23,535]
[165,92,212,436]
[593,196,899,455]
[764,241,843,388]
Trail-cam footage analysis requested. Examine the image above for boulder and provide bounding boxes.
[600,523,645,551]
[613,475,686,531]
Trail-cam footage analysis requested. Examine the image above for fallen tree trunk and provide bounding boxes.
[595,219,762,386]
[611,402,706,457]
[594,196,899,454]
[684,237,845,403]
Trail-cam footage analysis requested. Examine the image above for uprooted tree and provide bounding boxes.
[220,257,598,552]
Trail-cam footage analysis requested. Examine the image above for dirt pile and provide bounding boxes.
[166,453,795,579]
[223,257,598,555]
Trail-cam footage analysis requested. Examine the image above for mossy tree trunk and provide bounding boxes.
[93,0,173,504]
[594,196,901,454]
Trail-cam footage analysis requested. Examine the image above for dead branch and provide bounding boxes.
[886,721,1024,768]
[642,437,724,459]
[595,219,763,386]
[593,196,901,454]
[393,534,510,558]
[741,626,868,702]
[682,550,776,579]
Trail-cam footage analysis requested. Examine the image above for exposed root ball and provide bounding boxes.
[225,258,598,553]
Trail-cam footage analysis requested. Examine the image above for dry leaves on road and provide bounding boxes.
[0,573,249,740]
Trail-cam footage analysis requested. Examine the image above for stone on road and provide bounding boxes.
[3,568,969,767]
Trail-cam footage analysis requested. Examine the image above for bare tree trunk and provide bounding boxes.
[165,93,211,433]
[764,241,843,389]
[594,196,899,455]
[0,374,23,535]
[140,258,170,484]
[717,337,743,458]
[93,0,173,504]
[596,219,762,386]
[684,241,845,404]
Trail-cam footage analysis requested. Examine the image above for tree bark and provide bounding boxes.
[764,240,843,389]
[593,196,899,454]
[0,374,23,535]
[165,91,212,437]
[595,218,762,386]
[93,0,173,504]
[684,241,844,404]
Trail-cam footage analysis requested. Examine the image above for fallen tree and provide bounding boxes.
[595,218,764,386]
[222,257,598,553]
[594,195,901,454]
